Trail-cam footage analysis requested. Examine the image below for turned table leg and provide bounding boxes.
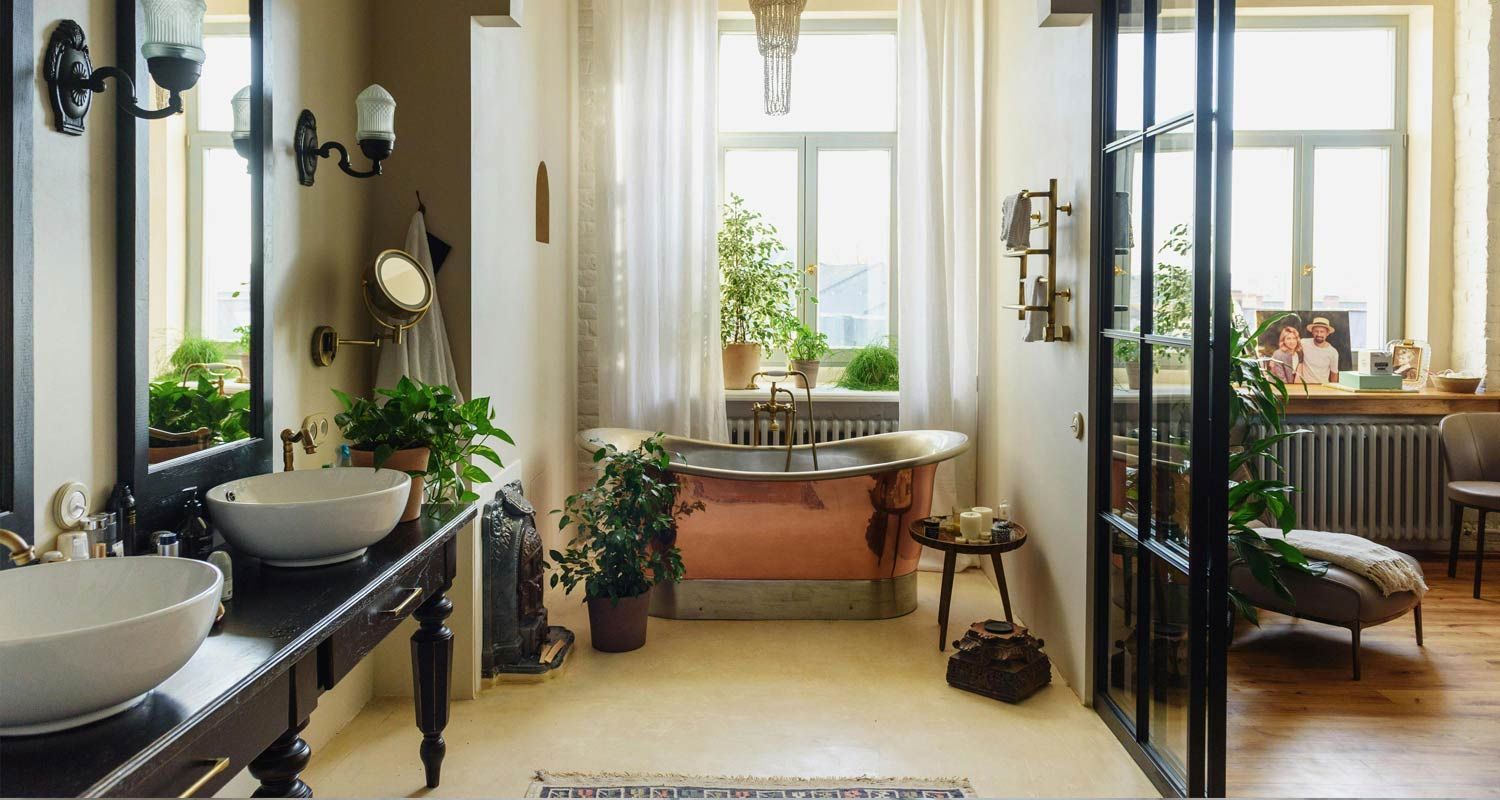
[411,583,454,789]
[250,721,313,798]
[937,550,958,651]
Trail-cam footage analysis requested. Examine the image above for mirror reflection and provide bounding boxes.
[146,0,253,465]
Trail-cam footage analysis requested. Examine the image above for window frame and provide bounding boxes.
[185,21,251,344]
[1230,15,1408,344]
[717,18,899,366]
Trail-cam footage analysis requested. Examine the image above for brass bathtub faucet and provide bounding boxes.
[749,371,819,472]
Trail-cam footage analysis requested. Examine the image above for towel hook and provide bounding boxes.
[416,190,427,215]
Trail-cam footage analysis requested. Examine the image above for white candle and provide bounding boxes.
[960,511,985,541]
[972,506,995,529]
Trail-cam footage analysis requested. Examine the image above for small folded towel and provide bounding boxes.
[1002,192,1032,251]
[1258,528,1430,597]
[1023,277,1048,342]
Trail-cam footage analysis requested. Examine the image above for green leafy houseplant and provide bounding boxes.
[148,376,251,444]
[719,194,800,350]
[788,322,831,362]
[836,340,900,391]
[1113,223,1193,377]
[333,378,514,505]
[1227,313,1326,623]
[549,434,702,602]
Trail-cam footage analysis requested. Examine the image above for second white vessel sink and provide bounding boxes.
[0,557,222,736]
[207,468,411,568]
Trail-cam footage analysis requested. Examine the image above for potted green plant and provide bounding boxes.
[232,325,253,376]
[787,322,831,389]
[835,339,900,391]
[549,434,703,652]
[333,378,513,522]
[147,375,251,463]
[719,194,800,389]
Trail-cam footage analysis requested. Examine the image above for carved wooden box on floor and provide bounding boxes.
[946,621,1052,703]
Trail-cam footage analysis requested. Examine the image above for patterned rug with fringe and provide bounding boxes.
[526,772,976,798]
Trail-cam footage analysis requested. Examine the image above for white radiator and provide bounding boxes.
[1272,420,1451,546]
[725,410,899,446]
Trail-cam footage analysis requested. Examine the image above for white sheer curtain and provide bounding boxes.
[898,0,984,518]
[592,0,727,440]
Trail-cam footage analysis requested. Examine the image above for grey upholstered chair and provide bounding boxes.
[1439,413,1500,599]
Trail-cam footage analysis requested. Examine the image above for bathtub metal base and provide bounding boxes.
[649,572,918,620]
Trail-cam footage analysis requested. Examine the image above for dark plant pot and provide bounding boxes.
[351,446,429,522]
[586,591,651,653]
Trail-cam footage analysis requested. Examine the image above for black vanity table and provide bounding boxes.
[0,505,475,798]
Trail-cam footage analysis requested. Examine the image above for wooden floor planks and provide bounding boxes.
[1228,559,1500,798]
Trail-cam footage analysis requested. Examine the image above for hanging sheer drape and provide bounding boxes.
[897,0,984,518]
[592,0,727,441]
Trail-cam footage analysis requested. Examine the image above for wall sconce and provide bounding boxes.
[231,85,253,160]
[44,0,208,135]
[295,85,398,187]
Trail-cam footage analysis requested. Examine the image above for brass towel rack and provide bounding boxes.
[1002,178,1074,343]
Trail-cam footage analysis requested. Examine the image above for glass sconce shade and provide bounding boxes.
[355,84,397,143]
[141,0,208,63]
[231,85,253,140]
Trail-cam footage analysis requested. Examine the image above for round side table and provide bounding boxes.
[909,520,1029,651]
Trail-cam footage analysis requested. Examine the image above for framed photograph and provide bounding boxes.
[1390,341,1427,387]
[1254,310,1354,385]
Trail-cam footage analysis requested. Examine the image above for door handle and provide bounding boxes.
[1301,263,1316,276]
[381,586,424,617]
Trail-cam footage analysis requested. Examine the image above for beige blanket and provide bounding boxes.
[1258,528,1429,597]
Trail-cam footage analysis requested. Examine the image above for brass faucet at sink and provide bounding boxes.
[1,529,37,567]
[280,414,332,471]
[749,370,819,472]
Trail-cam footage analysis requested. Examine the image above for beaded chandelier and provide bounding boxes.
[749,0,808,116]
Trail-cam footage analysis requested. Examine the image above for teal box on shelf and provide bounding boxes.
[1343,372,1404,390]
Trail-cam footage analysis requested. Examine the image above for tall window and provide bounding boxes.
[718,20,897,355]
[188,25,253,343]
[1117,17,1406,351]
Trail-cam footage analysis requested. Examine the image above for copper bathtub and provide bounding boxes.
[577,429,970,620]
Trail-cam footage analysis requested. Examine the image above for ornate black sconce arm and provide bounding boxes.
[44,20,196,135]
[295,110,393,187]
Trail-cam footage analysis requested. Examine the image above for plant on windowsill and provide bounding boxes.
[333,378,513,523]
[1114,223,1193,390]
[720,194,800,390]
[1227,313,1326,623]
[156,334,229,382]
[147,375,251,463]
[836,339,900,391]
[232,325,253,376]
[549,434,704,653]
[788,322,831,389]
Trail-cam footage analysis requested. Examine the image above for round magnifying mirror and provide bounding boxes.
[366,249,432,327]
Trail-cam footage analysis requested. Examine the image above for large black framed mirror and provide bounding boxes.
[2,0,35,545]
[117,0,273,540]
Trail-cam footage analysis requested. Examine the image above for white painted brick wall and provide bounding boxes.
[577,0,600,483]
[1452,0,1500,385]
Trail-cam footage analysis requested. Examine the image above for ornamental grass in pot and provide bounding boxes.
[720,194,799,389]
[549,434,703,652]
[334,378,513,521]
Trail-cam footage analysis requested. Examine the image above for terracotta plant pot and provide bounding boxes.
[1125,361,1142,391]
[586,591,651,653]
[148,442,208,465]
[789,359,821,390]
[351,446,429,522]
[722,343,762,390]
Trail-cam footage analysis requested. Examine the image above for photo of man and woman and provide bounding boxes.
[1255,310,1354,385]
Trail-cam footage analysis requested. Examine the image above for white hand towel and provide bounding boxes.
[1023,277,1048,342]
[375,211,464,399]
[1002,192,1032,251]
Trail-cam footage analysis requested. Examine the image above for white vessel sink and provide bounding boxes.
[207,468,411,568]
[0,557,222,736]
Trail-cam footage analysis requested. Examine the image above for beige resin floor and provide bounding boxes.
[302,571,1156,797]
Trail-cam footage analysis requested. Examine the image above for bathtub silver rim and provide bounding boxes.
[648,572,918,621]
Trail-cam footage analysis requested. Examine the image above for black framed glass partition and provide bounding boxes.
[1091,0,1234,795]
[2,0,34,547]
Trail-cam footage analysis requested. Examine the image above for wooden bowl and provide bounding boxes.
[1430,374,1482,394]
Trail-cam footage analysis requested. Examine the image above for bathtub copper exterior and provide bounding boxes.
[577,429,970,620]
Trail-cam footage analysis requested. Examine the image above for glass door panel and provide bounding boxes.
[1151,144,1195,338]
[1155,0,1197,123]
[1148,559,1193,777]
[1151,344,1193,548]
[1107,525,1144,727]
[1115,0,1147,139]
[1111,143,1146,332]
[815,149,892,349]
[1311,146,1391,350]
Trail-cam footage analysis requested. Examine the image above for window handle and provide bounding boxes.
[1302,263,1316,276]
[806,263,818,276]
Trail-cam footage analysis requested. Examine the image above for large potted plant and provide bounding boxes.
[719,194,799,389]
[333,378,513,521]
[787,322,831,389]
[549,434,703,652]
